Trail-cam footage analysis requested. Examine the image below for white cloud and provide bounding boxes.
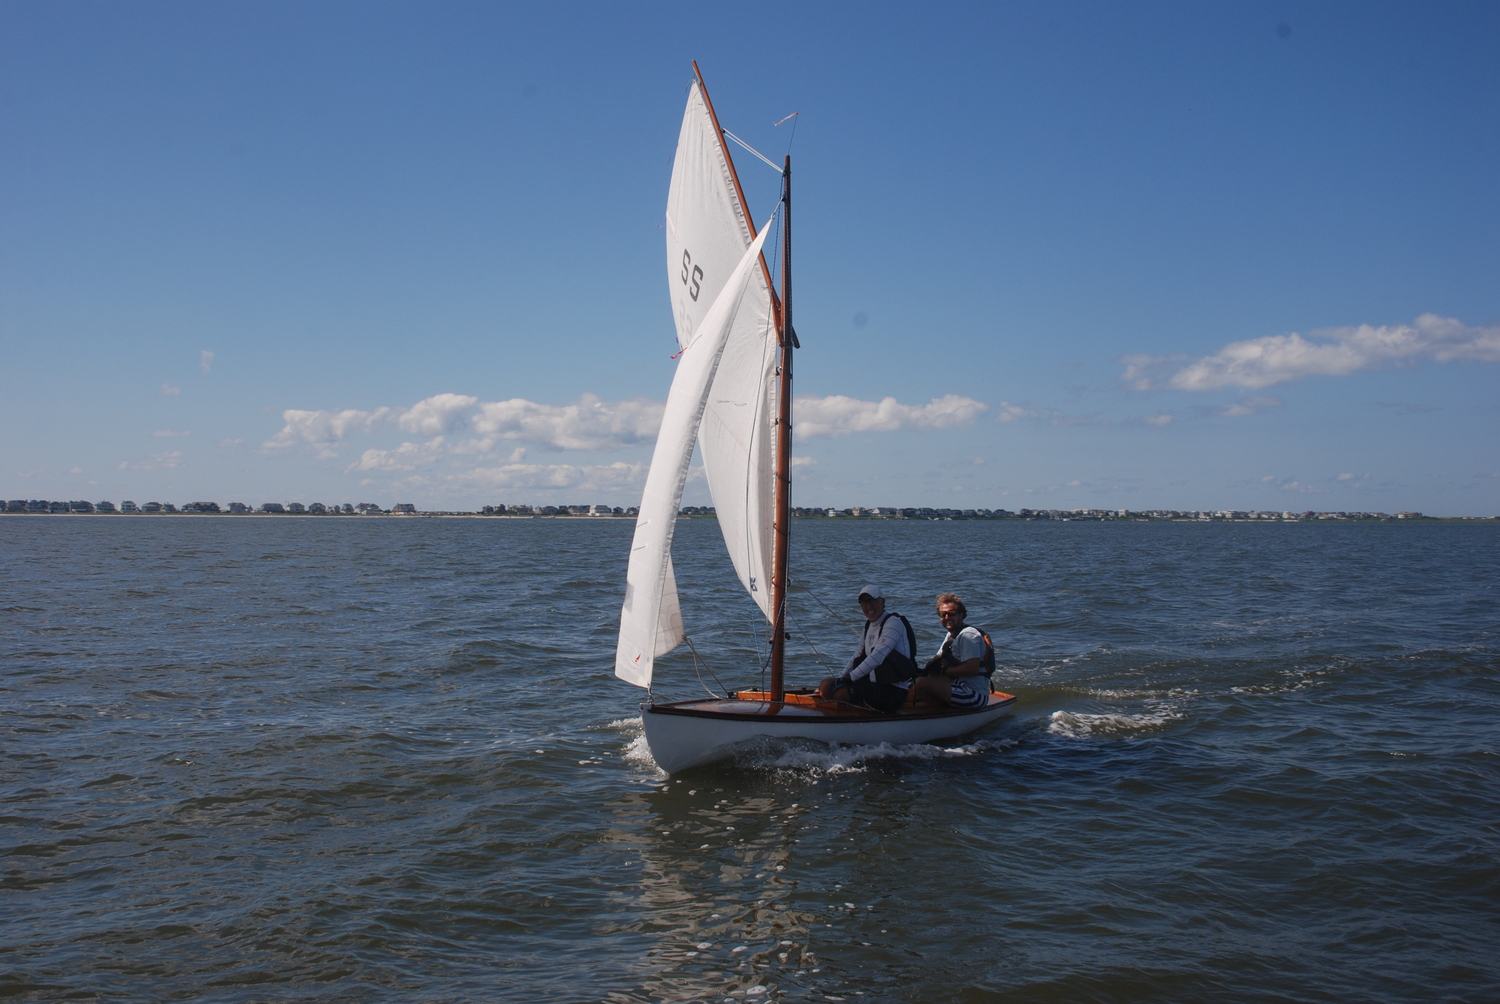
[118,451,183,470]
[793,394,987,438]
[217,438,244,448]
[200,350,215,374]
[348,437,449,473]
[397,393,479,436]
[1122,314,1500,391]
[152,429,190,438]
[263,407,393,458]
[471,393,664,451]
[789,455,818,468]
[160,383,181,396]
[996,401,1046,423]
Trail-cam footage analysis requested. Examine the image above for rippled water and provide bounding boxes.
[3,516,1497,1003]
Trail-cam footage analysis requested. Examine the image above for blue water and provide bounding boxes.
[3,516,1497,1002]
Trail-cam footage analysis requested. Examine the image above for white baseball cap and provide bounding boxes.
[857,584,883,601]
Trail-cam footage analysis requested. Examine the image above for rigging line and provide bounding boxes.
[775,111,799,158]
[721,128,784,174]
[684,634,730,699]
[786,603,833,673]
[736,198,782,617]
[792,577,863,638]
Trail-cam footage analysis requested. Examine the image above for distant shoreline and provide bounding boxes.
[3,512,1494,522]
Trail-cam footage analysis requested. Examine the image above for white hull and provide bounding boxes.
[641,693,1017,773]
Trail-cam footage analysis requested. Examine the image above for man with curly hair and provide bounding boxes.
[908,592,994,709]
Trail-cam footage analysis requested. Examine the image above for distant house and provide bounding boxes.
[141,502,164,513]
[162,504,178,513]
[260,503,286,514]
[121,501,139,513]
[69,500,95,513]
[287,503,306,513]
[228,502,249,514]
[95,501,118,513]
[308,503,328,514]
[393,503,416,514]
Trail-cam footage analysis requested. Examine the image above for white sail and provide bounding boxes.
[615,216,774,688]
[664,80,779,622]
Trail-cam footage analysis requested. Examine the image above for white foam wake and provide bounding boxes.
[738,737,1008,774]
[1047,705,1184,738]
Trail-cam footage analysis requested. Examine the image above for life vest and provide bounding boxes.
[938,624,997,685]
[866,612,920,684]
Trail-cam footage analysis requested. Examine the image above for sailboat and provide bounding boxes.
[615,64,1016,773]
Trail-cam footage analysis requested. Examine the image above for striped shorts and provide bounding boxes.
[948,678,989,709]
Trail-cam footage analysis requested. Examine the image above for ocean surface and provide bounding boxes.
[3,515,1497,1003]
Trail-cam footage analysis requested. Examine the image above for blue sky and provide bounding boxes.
[4,1,1497,514]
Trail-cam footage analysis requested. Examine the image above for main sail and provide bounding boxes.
[664,79,780,623]
[615,215,774,688]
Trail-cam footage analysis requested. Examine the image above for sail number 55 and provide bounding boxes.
[680,250,703,302]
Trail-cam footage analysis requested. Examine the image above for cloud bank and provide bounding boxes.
[472,393,664,450]
[1121,314,1500,391]
[259,391,996,499]
[792,394,987,438]
[267,391,988,461]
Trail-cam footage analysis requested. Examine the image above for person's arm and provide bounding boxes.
[944,629,987,678]
[851,616,904,680]
[842,627,868,679]
[943,657,983,678]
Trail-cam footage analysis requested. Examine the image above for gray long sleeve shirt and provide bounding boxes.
[844,613,911,682]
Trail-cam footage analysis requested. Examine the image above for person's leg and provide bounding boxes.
[946,678,989,709]
[850,679,907,713]
[909,675,953,706]
[817,677,851,700]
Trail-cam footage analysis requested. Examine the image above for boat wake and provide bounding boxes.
[729,735,1015,774]
[1046,705,1185,738]
[605,716,665,775]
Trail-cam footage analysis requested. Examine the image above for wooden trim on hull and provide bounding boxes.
[640,693,1017,773]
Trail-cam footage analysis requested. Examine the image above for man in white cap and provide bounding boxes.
[816,585,919,713]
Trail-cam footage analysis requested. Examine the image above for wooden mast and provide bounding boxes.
[769,155,791,702]
[691,62,791,701]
